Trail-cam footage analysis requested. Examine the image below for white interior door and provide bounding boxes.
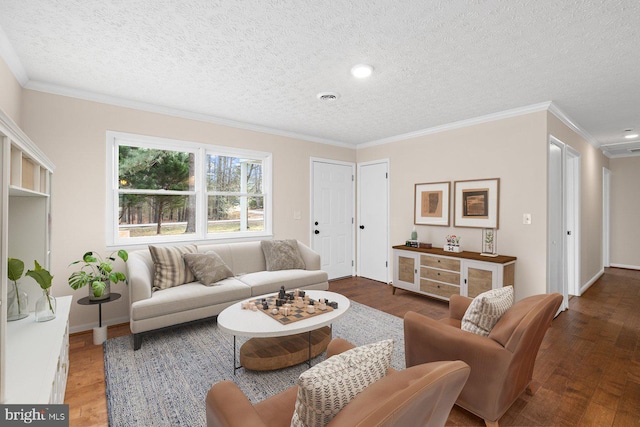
[311,159,354,280]
[357,160,389,283]
[603,167,611,268]
[566,148,580,296]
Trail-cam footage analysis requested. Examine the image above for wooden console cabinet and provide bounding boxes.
[392,245,516,301]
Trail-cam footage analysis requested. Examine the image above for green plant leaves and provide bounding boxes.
[7,258,24,282]
[26,260,54,290]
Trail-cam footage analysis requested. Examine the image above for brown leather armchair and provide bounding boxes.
[404,293,562,427]
[206,338,470,427]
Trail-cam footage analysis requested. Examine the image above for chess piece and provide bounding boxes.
[295,297,304,308]
[329,301,338,309]
[307,305,315,314]
[262,301,269,310]
[318,301,327,310]
[278,286,286,300]
[299,290,305,298]
[272,308,279,315]
[241,302,249,310]
[276,299,283,307]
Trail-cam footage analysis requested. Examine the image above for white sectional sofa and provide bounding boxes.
[127,240,329,350]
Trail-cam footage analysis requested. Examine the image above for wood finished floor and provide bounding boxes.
[65,267,640,426]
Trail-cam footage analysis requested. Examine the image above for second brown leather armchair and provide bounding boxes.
[404,293,562,427]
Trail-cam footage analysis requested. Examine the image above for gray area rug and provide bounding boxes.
[104,300,405,427]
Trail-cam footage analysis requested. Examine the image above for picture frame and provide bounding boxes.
[454,178,500,228]
[414,181,450,226]
[481,228,498,256]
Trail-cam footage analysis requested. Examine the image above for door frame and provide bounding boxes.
[547,136,579,310]
[309,157,356,278]
[356,159,390,283]
[602,167,611,268]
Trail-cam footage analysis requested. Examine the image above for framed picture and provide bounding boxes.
[454,178,500,228]
[414,181,450,226]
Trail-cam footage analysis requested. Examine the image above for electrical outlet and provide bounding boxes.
[523,213,532,225]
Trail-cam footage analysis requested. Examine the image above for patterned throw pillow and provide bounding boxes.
[461,286,514,336]
[260,240,306,271]
[149,245,197,291]
[183,251,233,285]
[290,339,393,427]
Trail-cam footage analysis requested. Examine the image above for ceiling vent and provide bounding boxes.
[317,92,340,101]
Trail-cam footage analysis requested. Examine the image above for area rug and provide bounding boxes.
[104,300,405,427]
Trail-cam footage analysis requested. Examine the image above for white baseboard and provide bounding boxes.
[579,268,604,296]
[610,263,640,271]
[69,315,129,334]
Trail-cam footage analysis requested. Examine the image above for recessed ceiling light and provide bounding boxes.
[317,92,340,101]
[350,64,373,79]
[624,129,639,139]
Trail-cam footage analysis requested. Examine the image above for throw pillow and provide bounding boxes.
[183,251,233,285]
[290,339,393,427]
[149,245,197,291]
[261,240,306,271]
[461,286,514,336]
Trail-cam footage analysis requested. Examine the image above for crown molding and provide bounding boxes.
[358,102,553,149]
[0,108,55,171]
[0,24,28,86]
[547,102,599,148]
[23,80,356,149]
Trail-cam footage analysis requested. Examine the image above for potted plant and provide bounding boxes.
[7,258,28,321]
[68,250,128,300]
[26,260,56,322]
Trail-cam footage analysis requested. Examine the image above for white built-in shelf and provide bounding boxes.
[9,185,50,198]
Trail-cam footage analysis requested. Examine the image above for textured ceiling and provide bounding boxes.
[0,0,639,151]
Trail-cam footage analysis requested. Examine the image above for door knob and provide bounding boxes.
[315,221,319,226]
[359,225,365,229]
[314,230,320,234]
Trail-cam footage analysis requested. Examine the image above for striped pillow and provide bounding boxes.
[290,339,393,427]
[149,245,197,291]
[461,286,514,336]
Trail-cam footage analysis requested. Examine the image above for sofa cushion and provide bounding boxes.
[290,339,393,427]
[183,251,233,285]
[131,278,251,321]
[239,270,328,296]
[261,240,306,271]
[149,245,197,290]
[461,286,514,336]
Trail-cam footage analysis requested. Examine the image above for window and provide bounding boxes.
[107,132,272,246]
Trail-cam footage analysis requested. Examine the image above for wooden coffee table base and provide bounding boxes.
[239,326,332,371]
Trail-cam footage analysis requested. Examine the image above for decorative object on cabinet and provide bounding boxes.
[26,260,56,322]
[414,181,450,226]
[444,235,462,252]
[454,178,500,228]
[481,228,499,257]
[68,250,129,300]
[7,258,28,321]
[392,245,516,302]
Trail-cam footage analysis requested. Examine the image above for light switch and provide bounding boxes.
[523,213,532,225]
[293,210,301,220]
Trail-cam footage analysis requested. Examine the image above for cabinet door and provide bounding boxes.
[393,251,418,291]
[463,261,499,298]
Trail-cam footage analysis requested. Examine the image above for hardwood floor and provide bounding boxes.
[65,268,640,426]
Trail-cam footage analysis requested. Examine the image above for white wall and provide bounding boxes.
[357,111,549,300]
[609,156,640,269]
[0,56,22,126]
[20,89,355,331]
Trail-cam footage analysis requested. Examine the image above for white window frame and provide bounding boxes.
[106,131,272,247]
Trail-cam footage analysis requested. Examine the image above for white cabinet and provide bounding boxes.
[0,109,56,402]
[392,246,516,302]
[5,296,71,403]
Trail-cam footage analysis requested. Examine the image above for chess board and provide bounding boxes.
[249,294,334,325]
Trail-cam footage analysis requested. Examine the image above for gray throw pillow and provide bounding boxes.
[149,245,197,291]
[260,240,306,271]
[183,251,233,285]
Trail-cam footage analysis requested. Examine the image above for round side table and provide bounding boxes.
[77,292,121,345]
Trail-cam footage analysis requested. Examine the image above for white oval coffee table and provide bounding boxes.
[218,290,350,373]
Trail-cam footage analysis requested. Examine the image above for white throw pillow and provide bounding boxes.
[461,286,514,336]
[290,339,393,427]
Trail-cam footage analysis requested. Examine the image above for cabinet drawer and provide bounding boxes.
[421,255,460,272]
[421,267,460,285]
[420,280,460,299]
